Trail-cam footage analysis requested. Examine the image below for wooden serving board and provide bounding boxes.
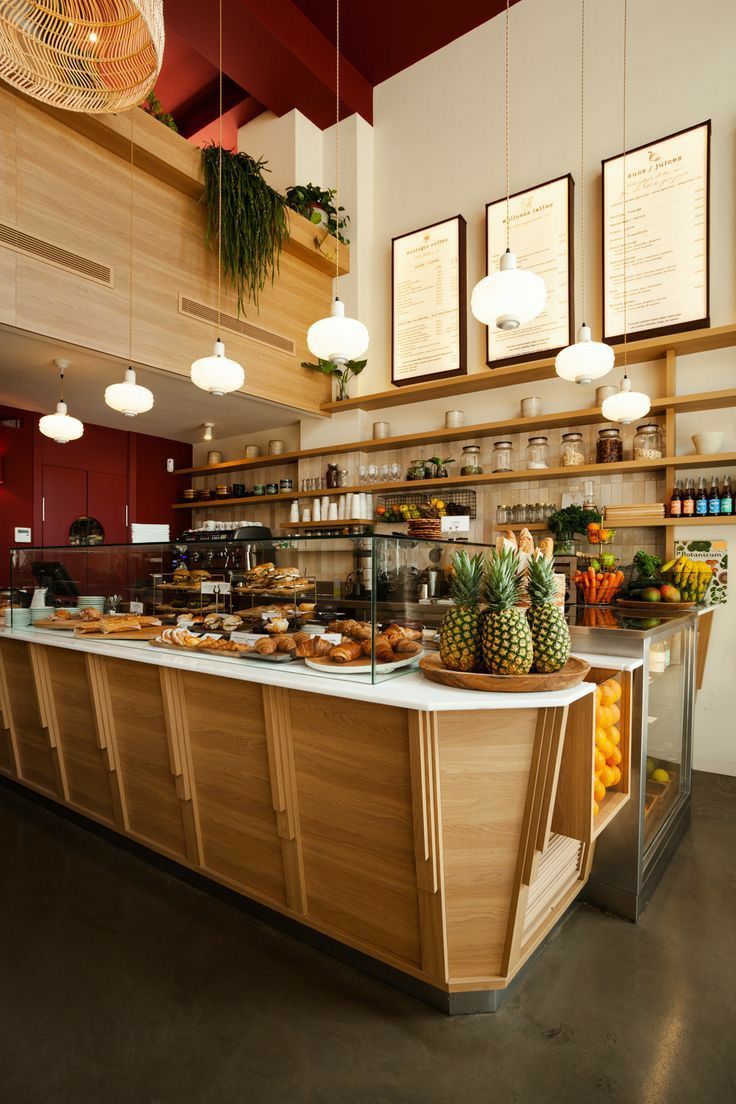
[73,625,164,640]
[419,654,590,693]
[32,619,78,631]
[616,598,696,610]
[149,640,294,662]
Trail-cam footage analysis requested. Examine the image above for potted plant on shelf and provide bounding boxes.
[141,90,178,131]
[301,357,367,402]
[201,146,289,314]
[285,183,350,244]
[428,456,455,478]
[548,505,602,556]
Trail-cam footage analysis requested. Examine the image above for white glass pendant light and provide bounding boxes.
[555,0,614,385]
[306,0,369,366]
[602,0,650,425]
[105,367,153,416]
[106,126,155,417]
[471,0,546,331]
[40,361,84,444]
[0,0,164,114]
[190,0,244,397]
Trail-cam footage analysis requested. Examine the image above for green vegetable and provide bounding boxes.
[633,550,662,579]
[547,505,602,540]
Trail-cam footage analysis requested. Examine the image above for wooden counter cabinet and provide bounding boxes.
[0,636,628,1011]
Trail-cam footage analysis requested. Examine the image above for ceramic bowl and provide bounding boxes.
[692,432,724,455]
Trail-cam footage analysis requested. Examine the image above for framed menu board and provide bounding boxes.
[602,120,710,343]
[392,215,467,386]
[485,174,574,368]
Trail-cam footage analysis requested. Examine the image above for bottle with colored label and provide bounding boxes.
[669,479,682,517]
[695,477,708,516]
[708,476,721,516]
[682,479,695,517]
[721,475,733,516]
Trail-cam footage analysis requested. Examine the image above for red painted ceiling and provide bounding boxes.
[156,0,515,141]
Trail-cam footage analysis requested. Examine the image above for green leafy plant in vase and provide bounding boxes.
[301,358,367,402]
[285,183,350,245]
[547,505,602,555]
[429,456,455,478]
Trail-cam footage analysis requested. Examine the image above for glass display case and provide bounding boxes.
[8,535,492,683]
[568,606,697,920]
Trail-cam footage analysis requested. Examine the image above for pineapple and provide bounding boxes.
[527,553,571,673]
[481,548,534,675]
[439,551,486,671]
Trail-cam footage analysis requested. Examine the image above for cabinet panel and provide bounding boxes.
[42,465,87,547]
[103,657,188,860]
[181,672,286,904]
[87,471,128,544]
[46,648,116,825]
[0,640,59,796]
[288,691,421,967]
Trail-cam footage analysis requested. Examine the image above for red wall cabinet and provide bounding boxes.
[41,465,88,547]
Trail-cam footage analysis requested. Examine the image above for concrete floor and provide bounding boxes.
[0,772,734,1104]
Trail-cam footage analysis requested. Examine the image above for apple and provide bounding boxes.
[659,584,681,603]
[640,587,662,602]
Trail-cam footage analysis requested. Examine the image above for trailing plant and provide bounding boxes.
[301,357,366,401]
[201,145,288,313]
[285,183,350,244]
[141,91,178,132]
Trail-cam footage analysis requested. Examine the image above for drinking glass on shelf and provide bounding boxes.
[367,463,378,483]
[380,464,390,482]
[389,462,401,481]
[359,465,367,484]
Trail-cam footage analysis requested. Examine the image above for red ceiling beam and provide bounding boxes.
[165,0,373,128]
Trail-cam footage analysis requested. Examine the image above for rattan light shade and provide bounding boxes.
[0,0,164,113]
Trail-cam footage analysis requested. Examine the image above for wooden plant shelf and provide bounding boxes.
[175,389,736,478]
[320,325,736,413]
[174,452,736,510]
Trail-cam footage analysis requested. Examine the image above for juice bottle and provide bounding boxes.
[720,475,733,516]
[682,479,695,517]
[708,476,721,516]
[695,477,708,517]
[669,479,682,517]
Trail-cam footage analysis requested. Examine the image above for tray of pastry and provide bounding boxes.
[150,628,297,661]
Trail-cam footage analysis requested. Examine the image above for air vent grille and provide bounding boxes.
[179,295,295,356]
[0,223,112,285]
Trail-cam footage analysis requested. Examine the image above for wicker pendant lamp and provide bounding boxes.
[0,0,164,114]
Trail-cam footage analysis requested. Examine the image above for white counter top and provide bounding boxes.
[2,627,595,712]
[570,652,644,673]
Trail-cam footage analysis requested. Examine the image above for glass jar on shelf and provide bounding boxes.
[326,462,340,488]
[596,427,623,464]
[633,422,663,460]
[560,431,586,467]
[492,440,514,472]
[526,436,549,469]
[406,459,424,481]
[460,445,483,475]
[496,504,509,525]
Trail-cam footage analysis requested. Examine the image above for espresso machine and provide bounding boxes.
[345,541,373,597]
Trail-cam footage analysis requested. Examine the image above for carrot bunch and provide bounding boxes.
[574,566,625,605]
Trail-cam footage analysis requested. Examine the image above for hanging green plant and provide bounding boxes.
[201,144,288,314]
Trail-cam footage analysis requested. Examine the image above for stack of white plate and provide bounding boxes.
[78,596,105,613]
[30,606,55,624]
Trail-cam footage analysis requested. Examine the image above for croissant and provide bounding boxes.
[329,640,363,663]
[360,634,394,663]
[255,637,277,654]
[275,634,297,653]
[393,639,422,655]
[295,637,315,657]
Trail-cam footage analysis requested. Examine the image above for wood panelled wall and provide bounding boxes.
[0,88,343,416]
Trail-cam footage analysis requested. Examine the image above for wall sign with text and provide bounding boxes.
[392,215,467,386]
[485,174,574,368]
[602,120,711,343]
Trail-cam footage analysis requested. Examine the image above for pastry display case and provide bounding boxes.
[9,536,492,683]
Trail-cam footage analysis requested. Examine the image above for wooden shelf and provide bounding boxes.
[280,518,373,529]
[593,791,629,840]
[494,516,736,531]
[174,452,736,509]
[175,389,736,478]
[320,325,736,413]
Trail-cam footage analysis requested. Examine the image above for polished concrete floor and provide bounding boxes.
[1,771,734,1104]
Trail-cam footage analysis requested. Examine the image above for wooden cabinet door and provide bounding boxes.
[103,657,190,861]
[181,672,287,905]
[45,648,118,826]
[42,464,87,546]
[0,640,60,797]
[87,470,128,544]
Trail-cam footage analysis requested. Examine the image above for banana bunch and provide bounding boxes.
[661,555,713,601]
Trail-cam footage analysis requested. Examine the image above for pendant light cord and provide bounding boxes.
[622,0,628,374]
[59,364,64,403]
[217,0,223,340]
[579,0,585,325]
[335,0,340,291]
[505,0,510,250]
[129,116,134,367]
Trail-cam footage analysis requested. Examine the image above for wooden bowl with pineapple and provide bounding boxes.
[420,529,590,692]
